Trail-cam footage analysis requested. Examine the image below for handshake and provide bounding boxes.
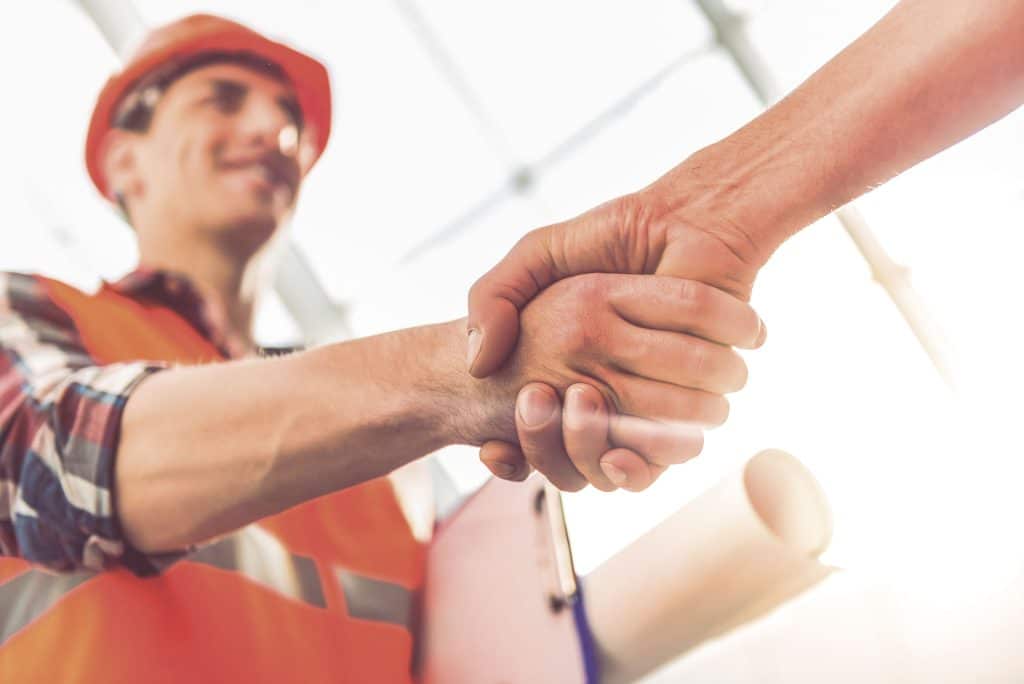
[456,188,770,493]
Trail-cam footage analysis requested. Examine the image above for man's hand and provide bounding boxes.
[480,382,682,492]
[466,187,766,378]
[466,0,1024,491]
[467,187,767,491]
[463,272,761,492]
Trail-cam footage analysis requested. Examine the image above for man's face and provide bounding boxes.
[126,62,306,249]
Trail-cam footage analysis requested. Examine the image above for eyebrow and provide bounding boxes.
[208,78,248,98]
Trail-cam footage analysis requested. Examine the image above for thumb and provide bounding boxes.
[466,230,559,377]
[467,196,646,377]
[466,297,521,378]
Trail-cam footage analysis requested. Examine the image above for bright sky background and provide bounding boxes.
[3,1,1024,681]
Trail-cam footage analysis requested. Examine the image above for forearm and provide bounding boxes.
[117,319,490,553]
[656,0,1024,261]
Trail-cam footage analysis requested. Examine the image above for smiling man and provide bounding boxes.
[0,14,760,682]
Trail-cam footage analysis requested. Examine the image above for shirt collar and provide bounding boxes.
[103,268,302,359]
[103,268,227,355]
[108,267,202,304]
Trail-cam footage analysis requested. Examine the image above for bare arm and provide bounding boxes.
[117,322,473,553]
[470,0,1024,487]
[666,0,1024,263]
[116,275,756,554]
[467,0,1024,375]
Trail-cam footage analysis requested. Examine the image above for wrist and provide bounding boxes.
[648,131,825,267]
[417,319,515,447]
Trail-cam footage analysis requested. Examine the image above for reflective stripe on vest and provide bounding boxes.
[0,526,418,646]
[0,276,428,684]
[0,569,90,646]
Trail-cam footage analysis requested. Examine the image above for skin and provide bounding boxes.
[471,0,1024,489]
[102,62,760,552]
[104,63,305,355]
[82,3,1024,677]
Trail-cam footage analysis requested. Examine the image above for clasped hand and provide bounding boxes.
[468,272,762,492]
[467,188,766,492]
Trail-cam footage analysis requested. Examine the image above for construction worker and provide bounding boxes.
[471,0,1024,480]
[0,14,761,682]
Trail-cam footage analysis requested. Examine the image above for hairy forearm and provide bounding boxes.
[117,319,490,553]
[656,0,1024,261]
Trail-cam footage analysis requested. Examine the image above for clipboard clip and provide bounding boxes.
[533,482,579,613]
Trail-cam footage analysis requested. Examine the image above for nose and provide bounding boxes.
[237,94,300,158]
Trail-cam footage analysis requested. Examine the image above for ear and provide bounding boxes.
[296,127,319,177]
[99,129,144,204]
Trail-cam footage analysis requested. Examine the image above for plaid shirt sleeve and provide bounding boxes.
[0,272,174,576]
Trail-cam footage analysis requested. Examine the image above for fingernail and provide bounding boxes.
[565,386,597,429]
[601,461,627,486]
[490,462,517,477]
[755,318,767,347]
[466,328,482,369]
[519,388,556,427]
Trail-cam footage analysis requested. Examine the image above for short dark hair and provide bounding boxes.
[112,51,292,133]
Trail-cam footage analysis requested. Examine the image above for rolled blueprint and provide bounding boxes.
[583,449,834,684]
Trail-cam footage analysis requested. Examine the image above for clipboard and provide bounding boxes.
[418,473,588,684]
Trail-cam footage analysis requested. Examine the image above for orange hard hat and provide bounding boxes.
[85,14,332,199]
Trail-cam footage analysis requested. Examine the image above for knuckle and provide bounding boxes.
[610,193,648,236]
[679,278,704,313]
[556,279,612,355]
[676,279,708,315]
[574,274,613,310]
[618,332,652,365]
[611,192,644,224]
[562,319,591,357]
[674,278,696,309]
[684,341,710,379]
[603,193,658,273]
[563,272,594,299]
[549,312,591,359]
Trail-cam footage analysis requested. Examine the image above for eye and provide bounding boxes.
[213,90,243,114]
[206,82,247,115]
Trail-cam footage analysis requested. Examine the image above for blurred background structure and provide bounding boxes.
[6,1,1024,680]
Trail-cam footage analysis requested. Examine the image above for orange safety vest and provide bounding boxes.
[0,276,427,683]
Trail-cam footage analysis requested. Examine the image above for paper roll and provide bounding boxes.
[583,449,834,684]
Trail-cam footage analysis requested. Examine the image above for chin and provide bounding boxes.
[211,211,283,255]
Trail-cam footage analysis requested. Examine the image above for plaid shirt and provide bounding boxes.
[0,269,239,576]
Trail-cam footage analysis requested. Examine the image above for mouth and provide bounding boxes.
[220,156,297,199]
